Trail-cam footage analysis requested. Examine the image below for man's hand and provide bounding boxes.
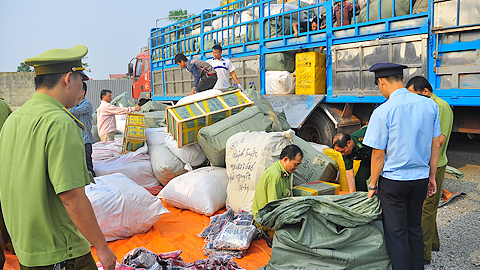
[189,89,196,96]
[97,245,117,270]
[367,189,377,198]
[134,105,141,111]
[427,177,437,198]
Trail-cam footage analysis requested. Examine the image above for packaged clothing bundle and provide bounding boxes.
[93,144,161,193]
[257,193,390,269]
[225,130,295,213]
[158,167,229,216]
[117,247,244,270]
[85,174,169,242]
[91,138,123,161]
[143,111,167,128]
[199,209,256,259]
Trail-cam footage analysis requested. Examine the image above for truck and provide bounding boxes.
[129,0,480,146]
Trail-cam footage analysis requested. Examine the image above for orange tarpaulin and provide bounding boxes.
[3,200,271,270]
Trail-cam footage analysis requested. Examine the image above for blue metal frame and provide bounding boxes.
[148,0,480,107]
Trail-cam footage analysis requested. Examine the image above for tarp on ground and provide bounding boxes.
[257,193,390,270]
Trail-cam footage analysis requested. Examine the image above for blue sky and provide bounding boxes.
[0,0,220,79]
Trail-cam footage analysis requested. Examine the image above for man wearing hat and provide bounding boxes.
[363,63,441,270]
[0,45,116,269]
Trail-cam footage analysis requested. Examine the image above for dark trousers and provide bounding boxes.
[85,143,95,177]
[20,252,96,270]
[197,74,218,92]
[355,161,371,192]
[378,176,429,270]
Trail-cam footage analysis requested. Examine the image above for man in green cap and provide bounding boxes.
[0,45,116,270]
[332,126,372,193]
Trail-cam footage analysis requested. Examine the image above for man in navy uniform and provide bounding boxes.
[363,63,441,270]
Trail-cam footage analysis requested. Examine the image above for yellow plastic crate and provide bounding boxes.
[166,90,253,148]
[323,148,361,192]
[295,51,326,95]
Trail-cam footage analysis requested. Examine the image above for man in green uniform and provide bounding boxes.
[406,76,453,265]
[0,98,12,268]
[0,45,116,270]
[332,126,372,193]
[252,145,303,220]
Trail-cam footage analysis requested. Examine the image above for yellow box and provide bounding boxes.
[295,51,326,95]
[323,148,360,191]
[316,181,340,195]
[128,114,145,125]
[128,125,145,137]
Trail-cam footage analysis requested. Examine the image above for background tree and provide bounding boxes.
[168,9,195,24]
[82,56,92,73]
[17,62,33,72]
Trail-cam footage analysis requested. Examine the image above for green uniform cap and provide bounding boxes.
[24,45,89,80]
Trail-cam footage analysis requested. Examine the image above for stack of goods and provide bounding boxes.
[295,51,326,95]
[112,247,244,270]
[199,209,257,259]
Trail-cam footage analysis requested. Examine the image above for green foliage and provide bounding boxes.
[82,56,92,73]
[168,9,195,23]
[17,62,33,72]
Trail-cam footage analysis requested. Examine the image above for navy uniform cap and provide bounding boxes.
[369,63,408,78]
[24,45,89,80]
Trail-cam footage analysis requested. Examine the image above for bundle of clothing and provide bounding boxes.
[115,247,244,270]
[199,209,258,258]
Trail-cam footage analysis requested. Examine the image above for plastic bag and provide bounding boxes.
[212,222,257,250]
[165,134,206,170]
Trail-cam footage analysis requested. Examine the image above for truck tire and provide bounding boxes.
[138,98,150,106]
[298,110,336,147]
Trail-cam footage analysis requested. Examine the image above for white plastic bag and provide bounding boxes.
[145,127,169,147]
[86,173,169,241]
[93,145,160,190]
[91,138,123,161]
[165,135,206,170]
[176,89,223,105]
[225,130,294,212]
[158,167,228,216]
[148,144,187,186]
[265,71,296,95]
[115,114,127,134]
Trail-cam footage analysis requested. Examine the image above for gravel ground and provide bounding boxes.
[386,135,480,270]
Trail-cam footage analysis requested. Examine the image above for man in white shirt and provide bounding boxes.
[206,45,242,92]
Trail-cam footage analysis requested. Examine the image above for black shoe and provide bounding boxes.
[424,260,431,265]
[432,247,440,251]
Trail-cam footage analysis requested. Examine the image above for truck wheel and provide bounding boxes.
[138,98,150,106]
[299,110,336,147]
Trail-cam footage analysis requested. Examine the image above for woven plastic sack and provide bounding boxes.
[86,173,169,241]
[242,86,283,132]
[358,0,410,22]
[149,144,186,186]
[258,193,390,270]
[111,92,136,108]
[165,135,206,170]
[145,127,169,147]
[197,106,273,167]
[275,110,291,131]
[225,130,295,212]
[144,111,166,128]
[265,71,295,95]
[93,145,160,190]
[158,167,228,216]
[91,138,123,161]
[293,135,339,185]
[176,89,223,105]
[139,101,167,112]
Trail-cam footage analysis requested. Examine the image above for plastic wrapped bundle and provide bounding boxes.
[213,222,257,250]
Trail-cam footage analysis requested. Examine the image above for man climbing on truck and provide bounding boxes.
[175,53,218,95]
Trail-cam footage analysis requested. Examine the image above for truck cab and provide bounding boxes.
[130,48,151,105]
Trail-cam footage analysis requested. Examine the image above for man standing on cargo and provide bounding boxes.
[175,53,218,95]
[97,89,140,142]
[67,82,96,178]
[332,126,372,193]
[0,45,117,270]
[363,63,440,270]
[406,76,453,265]
[206,45,242,91]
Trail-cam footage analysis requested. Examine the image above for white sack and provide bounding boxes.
[115,114,127,134]
[91,138,123,161]
[165,135,206,170]
[265,71,296,95]
[93,145,160,190]
[86,173,169,241]
[148,144,187,186]
[176,89,223,105]
[307,142,330,153]
[159,167,228,216]
[254,4,306,21]
[225,130,295,212]
[146,127,169,147]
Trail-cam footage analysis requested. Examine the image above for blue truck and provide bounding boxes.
[129,0,480,146]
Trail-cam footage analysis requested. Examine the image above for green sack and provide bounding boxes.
[92,125,101,143]
[265,52,296,72]
[197,106,273,167]
[242,87,283,132]
[293,135,339,185]
[274,110,291,131]
[258,193,390,270]
[358,0,410,23]
[143,111,167,128]
[140,101,168,113]
[110,92,136,108]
